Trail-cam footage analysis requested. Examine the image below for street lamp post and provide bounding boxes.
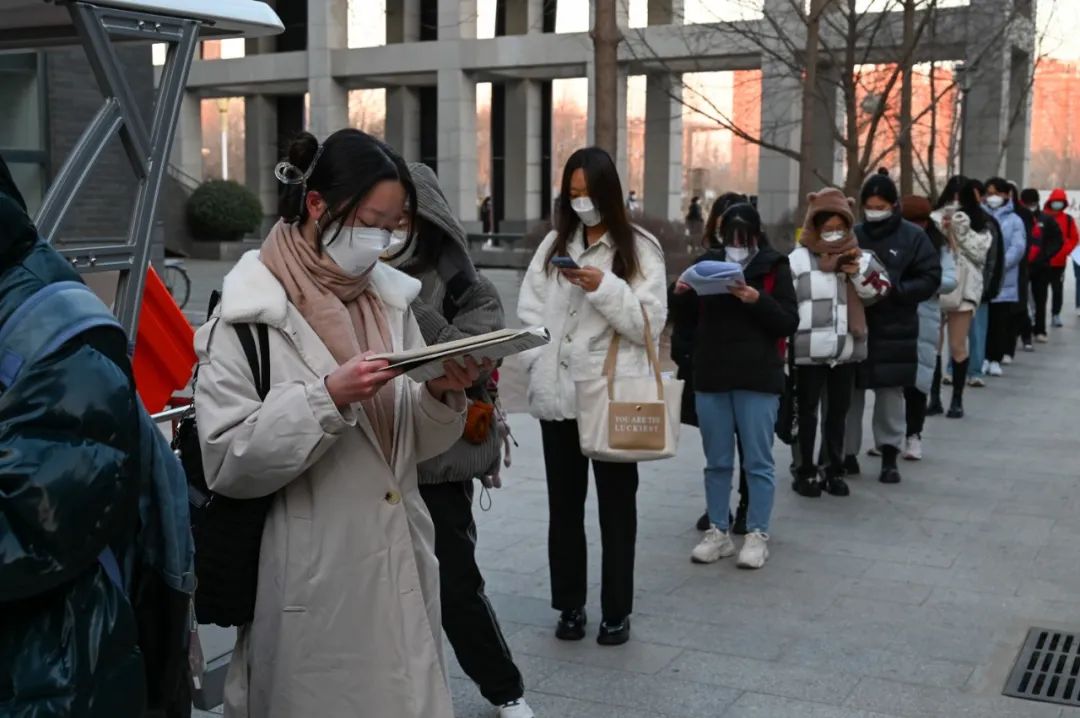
[216,97,229,180]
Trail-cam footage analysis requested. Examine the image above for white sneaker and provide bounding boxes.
[903,435,923,461]
[1002,355,1013,365]
[942,373,953,385]
[736,530,770,569]
[1036,334,1049,344]
[981,360,990,374]
[988,361,1004,377]
[968,376,986,388]
[691,526,736,564]
[867,446,882,457]
[498,699,535,718]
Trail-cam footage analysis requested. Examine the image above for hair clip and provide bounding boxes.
[274,143,326,186]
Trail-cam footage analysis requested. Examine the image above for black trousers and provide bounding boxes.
[540,420,638,623]
[1031,266,1065,334]
[987,301,1019,362]
[904,386,927,437]
[794,363,855,477]
[419,481,524,706]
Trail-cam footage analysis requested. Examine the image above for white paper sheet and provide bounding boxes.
[369,326,551,382]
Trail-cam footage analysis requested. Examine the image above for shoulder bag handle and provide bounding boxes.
[601,303,663,401]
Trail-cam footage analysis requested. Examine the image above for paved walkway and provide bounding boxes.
[190,258,1080,717]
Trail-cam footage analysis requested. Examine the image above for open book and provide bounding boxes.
[369,326,551,382]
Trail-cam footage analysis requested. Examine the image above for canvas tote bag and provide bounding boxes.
[575,305,684,463]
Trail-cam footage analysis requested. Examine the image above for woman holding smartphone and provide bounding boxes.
[195,129,484,718]
[518,147,666,646]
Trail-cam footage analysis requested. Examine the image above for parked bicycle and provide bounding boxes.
[164,257,191,310]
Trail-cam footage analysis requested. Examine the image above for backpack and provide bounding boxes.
[0,280,195,716]
[178,290,273,628]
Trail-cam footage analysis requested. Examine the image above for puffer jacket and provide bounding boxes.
[987,201,1026,303]
[853,213,942,389]
[1044,189,1079,268]
[937,210,991,313]
[0,233,145,717]
[915,246,958,394]
[518,226,667,421]
[788,246,891,366]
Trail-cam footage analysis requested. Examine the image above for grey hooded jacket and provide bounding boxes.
[403,163,506,484]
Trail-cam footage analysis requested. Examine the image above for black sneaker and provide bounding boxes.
[879,466,901,484]
[792,475,822,498]
[842,455,861,477]
[695,511,710,531]
[597,617,631,646]
[823,475,851,496]
[556,608,586,641]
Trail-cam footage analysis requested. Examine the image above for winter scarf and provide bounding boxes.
[800,189,867,340]
[260,220,396,462]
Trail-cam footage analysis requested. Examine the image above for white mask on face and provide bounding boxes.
[570,197,603,227]
[380,229,413,267]
[1050,201,1067,211]
[985,195,1006,210]
[323,223,391,276]
[726,246,752,264]
[821,230,848,243]
[864,208,893,223]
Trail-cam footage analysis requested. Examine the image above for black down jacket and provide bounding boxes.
[0,195,146,716]
[854,213,942,389]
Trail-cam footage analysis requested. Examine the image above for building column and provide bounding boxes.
[586,61,629,185]
[387,0,421,43]
[643,73,683,220]
[1005,48,1033,185]
[438,0,477,40]
[385,86,421,162]
[171,90,203,182]
[502,79,543,232]
[648,0,683,26]
[245,94,279,232]
[307,0,348,140]
[960,0,1015,181]
[503,0,543,35]
[437,68,478,227]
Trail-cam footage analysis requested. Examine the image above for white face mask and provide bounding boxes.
[1050,201,1066,211]
[726,246,752,264]
[323,222,391,276]
[864,208,893,223]
[570,197,603,227]
[821,230,848,243]
[985,195,1006,210]
[380,229,413,267]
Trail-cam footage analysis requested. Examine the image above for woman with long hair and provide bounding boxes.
[518,147,666,646]
[672,203,799,568]
[195,129,483,717]
[933,179,992,418]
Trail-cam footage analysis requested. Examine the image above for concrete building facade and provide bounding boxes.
[170,0,1036,232]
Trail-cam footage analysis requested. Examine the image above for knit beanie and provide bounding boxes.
[860,174,899,207]
[900,195,933,226]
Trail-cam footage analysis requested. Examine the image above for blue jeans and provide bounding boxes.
[968,303,989,376]
[696,391,778,534]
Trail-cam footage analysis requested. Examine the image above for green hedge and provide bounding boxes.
[187,179,263,242]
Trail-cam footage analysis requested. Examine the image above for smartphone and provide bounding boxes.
[550,256,579,270]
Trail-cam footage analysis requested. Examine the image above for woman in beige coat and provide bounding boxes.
[194,129,484,718]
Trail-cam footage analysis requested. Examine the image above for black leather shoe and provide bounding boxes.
[695,511,710,531]
[556,608,586,641]
[792,476,822,498]
[597,617,631,646]
[946,397,964,419]
[823,476,851,496]
[879,466,901,484]
[842,455,861,477]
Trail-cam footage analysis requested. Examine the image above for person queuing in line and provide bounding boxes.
[680,191,753,534]
[900,195,956,458]
[925,176,967,415]
[1022,188,1064,343]
[934,179,992,419]
[671,203,798,569]
[1041,188,1079,330]
[1008,182,1036,359]
[382,163,533,718]
[685,195,705,241]
[195,129,485,718]
[789,189,890,497]
[518,147,666,647]
[844,174,941,484]
[962,179,1001,389]
[982,177,1027,378]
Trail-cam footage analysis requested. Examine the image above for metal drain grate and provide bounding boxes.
[1003,627,1080,707]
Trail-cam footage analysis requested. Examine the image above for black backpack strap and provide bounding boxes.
[234,324,270,400]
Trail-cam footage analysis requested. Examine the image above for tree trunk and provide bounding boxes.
[927,59,939,199]
[797,0,829,221]
[842,1,862,199]
[592,0,621,157]
[899,0,915,196]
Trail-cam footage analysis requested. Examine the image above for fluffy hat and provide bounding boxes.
[801,188,857,254]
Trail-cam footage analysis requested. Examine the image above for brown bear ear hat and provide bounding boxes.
[801,188,858,255]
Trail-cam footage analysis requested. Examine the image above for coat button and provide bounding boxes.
[569,309,577,317]
[385,490,401,505]
[560,361,569,369]
[565,334,573,343]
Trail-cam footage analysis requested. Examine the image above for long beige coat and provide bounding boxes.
[194,251,464,718]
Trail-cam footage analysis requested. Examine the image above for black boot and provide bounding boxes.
[842,454,862,477]
[879,445,901,484]
[792,467,823,498]
[927,354,945,416]
[823,466,850,496]
[948,358,968,419]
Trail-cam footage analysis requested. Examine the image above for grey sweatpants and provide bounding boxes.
[844,386,906,455]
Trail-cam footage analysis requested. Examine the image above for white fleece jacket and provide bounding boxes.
[517,226,668,421]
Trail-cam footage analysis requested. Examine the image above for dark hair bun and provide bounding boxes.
[278,132,320,222]
[288,132,319,171]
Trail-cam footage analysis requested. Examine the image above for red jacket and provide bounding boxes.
[1044,188,1079,268]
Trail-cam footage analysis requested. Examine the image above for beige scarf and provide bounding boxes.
[260,220,396,463]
